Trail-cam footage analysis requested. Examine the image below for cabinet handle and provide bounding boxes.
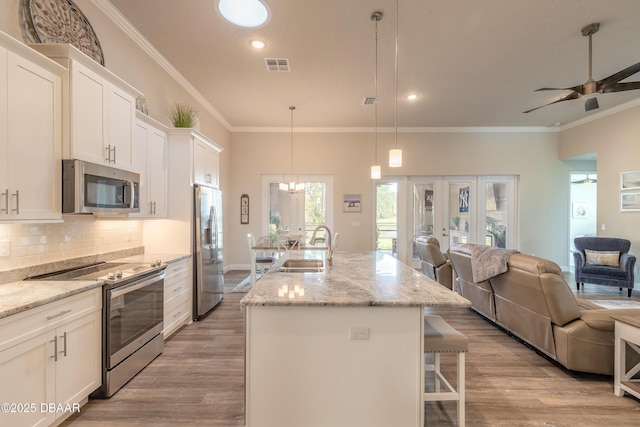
[11,190,19,214]
[0,189,7,214]
[50,336,58,362]
[46,309,72,320]
[148,201,153,215]
[112,146,117,163]
[60,332,67,357]
[153,201,157,215]
[105,145,112,162]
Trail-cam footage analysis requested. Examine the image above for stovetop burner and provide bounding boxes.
[28,260,166,288]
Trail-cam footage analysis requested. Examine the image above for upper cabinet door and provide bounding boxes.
[70,61,108,165]
[4,51,62,221]
[107,85,135,169]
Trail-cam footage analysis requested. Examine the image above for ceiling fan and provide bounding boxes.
[524,22,640,113]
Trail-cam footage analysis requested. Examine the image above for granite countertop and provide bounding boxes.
[0,280,103,320]
[116,253,191,264]
[240,251,471,308]
[0,252,190,320]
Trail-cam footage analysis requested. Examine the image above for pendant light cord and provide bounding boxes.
[394,0,398,149]
[373,12,380,163]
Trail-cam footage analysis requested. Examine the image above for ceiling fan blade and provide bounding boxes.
[602,81,640,93]
[523,91,581,113]
[535,85,585,95]
[598,61,640,90]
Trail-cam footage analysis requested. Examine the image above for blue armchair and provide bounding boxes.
[573,237,636,297]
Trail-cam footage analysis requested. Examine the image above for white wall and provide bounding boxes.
[229,129,574,267]
[560,104,640,257]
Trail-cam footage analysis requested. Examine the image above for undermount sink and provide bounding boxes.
[278,259,324,273]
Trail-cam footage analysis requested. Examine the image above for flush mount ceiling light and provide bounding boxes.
[217,0,269,28]
[251,40,266,49]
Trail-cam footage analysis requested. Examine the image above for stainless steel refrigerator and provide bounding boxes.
[194,185,224,319]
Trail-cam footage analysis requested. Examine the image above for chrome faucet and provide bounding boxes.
[310,225,334,266]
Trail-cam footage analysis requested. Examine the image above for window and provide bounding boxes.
[262,175,333,244]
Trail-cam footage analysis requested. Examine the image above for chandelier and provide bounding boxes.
[279,106,304,193]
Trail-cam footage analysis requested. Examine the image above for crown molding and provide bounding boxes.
[560,97,640,131]
[91,0,232,131]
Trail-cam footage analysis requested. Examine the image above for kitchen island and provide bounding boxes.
[240,251,470,427]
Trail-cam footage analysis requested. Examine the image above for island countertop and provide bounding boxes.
[240,251,470,308]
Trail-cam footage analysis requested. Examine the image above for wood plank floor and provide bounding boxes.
[61,271,640,426]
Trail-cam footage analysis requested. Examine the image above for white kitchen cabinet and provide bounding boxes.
[0,33,64,222]
[132,114,168,218]
[0,288,102,427]
[163,257,192,338]
[193,137,220,188]
[29,43,142,172]
[168,128,222,189]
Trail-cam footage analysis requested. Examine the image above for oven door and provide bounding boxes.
[106,273,165,369]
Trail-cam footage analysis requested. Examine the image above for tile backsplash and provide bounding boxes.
[0,217,143,272]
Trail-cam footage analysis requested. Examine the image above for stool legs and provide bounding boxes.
[424,352,465,427]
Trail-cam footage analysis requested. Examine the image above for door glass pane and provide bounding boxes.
[484,182,508,248]
[376,182,398,257]
[448,182,471,246]
[413,182,435,260]
[269,182,326,245]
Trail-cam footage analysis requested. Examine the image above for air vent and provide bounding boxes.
[265,58,290,72]
[362,97,377,106]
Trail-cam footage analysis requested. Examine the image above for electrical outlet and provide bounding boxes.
[0,239,9,257]
[350,327,370,340]
[601,223,606,231]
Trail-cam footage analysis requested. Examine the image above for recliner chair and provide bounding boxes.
[573,236,636,297]
[414,235,453,290]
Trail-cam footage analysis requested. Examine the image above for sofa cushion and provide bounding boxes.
[585,249,620,266]
[581,264,626,277]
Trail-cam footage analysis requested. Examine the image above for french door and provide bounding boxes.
[409,176,517,268]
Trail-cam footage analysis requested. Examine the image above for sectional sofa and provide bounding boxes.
[449,243,640,375]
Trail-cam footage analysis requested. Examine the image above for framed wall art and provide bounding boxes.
[621,170,640,190]
[240,194,249,224]
[620,192,640,212]
[343,194,361,213]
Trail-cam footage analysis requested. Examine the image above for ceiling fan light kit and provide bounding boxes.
[524,22,640,114]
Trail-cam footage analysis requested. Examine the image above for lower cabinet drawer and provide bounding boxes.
[163,290,191,338]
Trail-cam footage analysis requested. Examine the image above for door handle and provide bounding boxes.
[11,190,19,214]
[50,336,58,362]
[60,332,67,357]
[0,189,7,214]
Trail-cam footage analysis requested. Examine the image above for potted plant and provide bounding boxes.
[168,103,199,128]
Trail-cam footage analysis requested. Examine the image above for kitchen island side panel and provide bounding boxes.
[245,304,424,427]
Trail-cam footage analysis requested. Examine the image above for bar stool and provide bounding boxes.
[424,314,468,427]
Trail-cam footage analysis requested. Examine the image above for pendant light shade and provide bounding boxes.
[388,0,402,168]
[370,165,381,179]
[389,148,402,167]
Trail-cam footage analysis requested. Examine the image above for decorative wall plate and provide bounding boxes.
[21,0,104,65]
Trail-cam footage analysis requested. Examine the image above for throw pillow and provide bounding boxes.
[585,249,620,266]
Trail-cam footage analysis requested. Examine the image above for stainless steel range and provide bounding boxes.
[29,260,166,398]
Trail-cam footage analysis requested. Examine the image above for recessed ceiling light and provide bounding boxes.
[406,94,418,101]
[217,0,269,28]
[251,40,266,49]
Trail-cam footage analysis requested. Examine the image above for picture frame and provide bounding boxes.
[620,192,640,212]
[621,170,640,190]
[343,194,361,213]
[240,194,249,224]
[572,202,588,218]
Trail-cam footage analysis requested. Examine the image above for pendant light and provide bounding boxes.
[370,11,382,180]
[279,106,304,193]
[388,0,402,168]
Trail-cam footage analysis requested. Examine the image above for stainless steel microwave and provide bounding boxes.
[62,159,140,214]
